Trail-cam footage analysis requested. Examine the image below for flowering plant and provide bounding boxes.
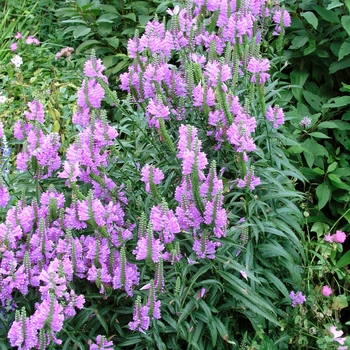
[0,1,323,349]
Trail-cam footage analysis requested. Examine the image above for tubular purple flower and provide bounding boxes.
[0,185,10,208]
[266,105,285,128]
[146,98,170,128]
[193,235,222,259]
[141,164,164,192]
[84,56,107,81]
[24,99,45,123]
[90,335,114,349]
[129,296,150,333]
[247,57,270,84]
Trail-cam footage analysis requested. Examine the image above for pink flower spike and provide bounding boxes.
[334,230,346,243]
[321,285,332,297]
[14,32,23,39]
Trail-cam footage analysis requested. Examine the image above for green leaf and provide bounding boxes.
[317,121,339,129]
[311,222,330,236]
[309,132,330,139]
[139,15,153,26]
[303,90,324,111]
[337,250,350,268]
[328,173,350,189]
[290,70,309,102]
[93,308,109,335]
[323,96,350,108]
[73,25,91,38]
[105,37,119,48]
[327,162,338,173]
[327,0,343,9]
[96,13,120,23]
[123,13,136,21]
[259,242,294,262]
[264,271,290,299]
[77,0,90,7]
[302,137,328,168]
[316,182,331,209]
[313,5,340,23]
[289,35,309,50]
[75,39,101,53]
[342,16,350,37]
[339,40,350,61]
[300,12,318,29]
[329,56,350,74]
[178,300,195,324]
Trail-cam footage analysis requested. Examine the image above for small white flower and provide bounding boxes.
[11,54,23,68]
[0,95,6,104]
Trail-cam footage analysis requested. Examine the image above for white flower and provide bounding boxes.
[0,95,6,104]
[10,55,23,68]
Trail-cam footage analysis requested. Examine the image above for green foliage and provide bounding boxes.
[278,0,350,229]
[55,0,172,78]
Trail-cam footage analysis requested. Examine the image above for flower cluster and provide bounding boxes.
[1,56,138,348]
[290,291,306,307]
[325,230,347,243]
[55,46,74,60]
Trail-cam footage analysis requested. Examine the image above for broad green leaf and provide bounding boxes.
[333,120,350,130]
[316,182,331,209]
[302,137,328,168]
[311,222,330,236]
[312,167,325,175]
[156,1,173,13]
[328,174,350,190]
[323,96,350,108]
[76,39,101,53]
[303,90,324,111]
[327,0,343,9]
[290,70,309,102]
[342,16,350,37]
[123,13,137,21]
[289,35,309,50]
[96,13,120,23]
[337,250,350,268]
[317,121,339,128]
[139,15,153,26]
[77,0,91,7]
[73,25,91,38]
[329,56,350,74]
[309,132,330,139]
[334,129,350,150]
[301,12,318,29]
[346,0,350,12]
[103,55,118,68]
[339,40,350,60]
[105,37,119,48]
[327,162,338,173]
[313,5,340,23]
[304,46,316,55]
